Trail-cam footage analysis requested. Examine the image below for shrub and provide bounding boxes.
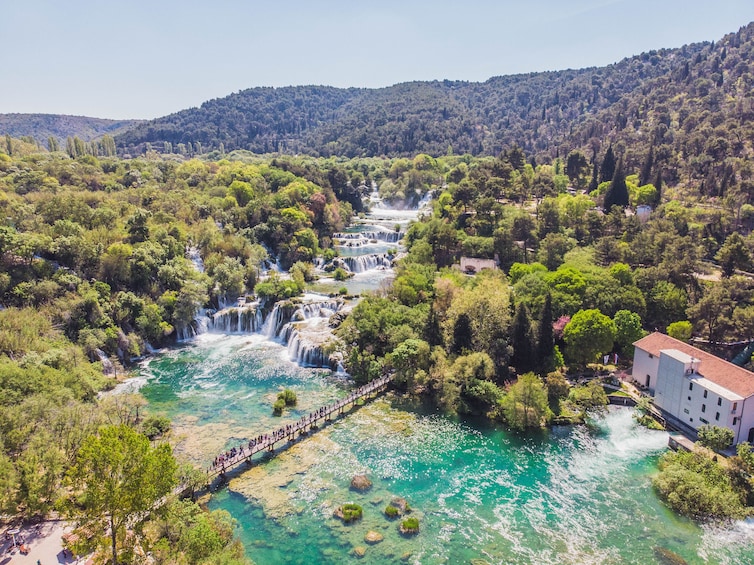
[697,425,734,452]
[338,287,348,295]
[653,450,746,520]
[141,416,171,439]
[384,505,399,518]
[278,388,297,406]
[400,517,419,535]
[333,267,349,281]
[339,503,363,523]
[272,398,285,416]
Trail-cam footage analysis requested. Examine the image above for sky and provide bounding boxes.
[1,0,753,120]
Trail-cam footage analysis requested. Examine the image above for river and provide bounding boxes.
[136,196,754,564]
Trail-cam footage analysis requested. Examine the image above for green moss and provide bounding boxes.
[339,503,363,523]
[384,505,399,518]
[400,517,419,535]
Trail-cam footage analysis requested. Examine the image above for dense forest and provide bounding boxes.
[103,22,754,202]
[0,114,139,147]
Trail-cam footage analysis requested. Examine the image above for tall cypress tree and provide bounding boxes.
[640,145,654,186]
[588,154,599,192]
[603,158,629,210]
[599,146,616,183]
[511,303,536,374]
[536,293,554,374]
[653,169,663,206]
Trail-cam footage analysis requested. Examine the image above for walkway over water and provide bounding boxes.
[206,374,394,478]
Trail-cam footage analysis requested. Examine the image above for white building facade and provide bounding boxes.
[633,333,754,445]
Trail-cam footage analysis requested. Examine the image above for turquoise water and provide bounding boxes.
[138,336,754,565]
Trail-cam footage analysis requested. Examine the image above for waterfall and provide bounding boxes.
[93,348,116,377]
[341,253,393,273]
[261,299,344,368]
[209,304,264,334]
[333,231,404,245]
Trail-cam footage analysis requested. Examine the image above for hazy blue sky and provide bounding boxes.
[1,0,752,119]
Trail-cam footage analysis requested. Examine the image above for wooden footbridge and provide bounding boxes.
[206,374,394,478]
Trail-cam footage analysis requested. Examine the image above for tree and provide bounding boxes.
[613,309,646,356]
[640,144,654,186]
[697,425,734,452]
[68,425,177,565]
[500,373,551,430]
[715,232,752,277]
[666,321,693,341]
[389,338,431,388]
[569,380,608,414]
[603,158,629,210]
[565,150,589,188]
[563,309,616,364]
[599,146,615,183]
[511,303,536,374]
[536,293,555,374]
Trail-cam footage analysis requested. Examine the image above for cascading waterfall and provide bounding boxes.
[333,230,405,245]
[263,298,344,368]
[209,304,264,334]
[341,253,393,273]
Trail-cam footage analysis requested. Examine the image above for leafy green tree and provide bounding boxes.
[666,321,693,341]
[500,373,551,430]
[687,284,734,343]
[569,380,608,414]
[697,425,734,452]
[563,309,616,364]
[68,425,177,565]
[613,309,646,356]
[715,232,752,277]
[388,338,431,388]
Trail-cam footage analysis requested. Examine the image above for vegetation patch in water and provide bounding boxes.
[335,503,363,523]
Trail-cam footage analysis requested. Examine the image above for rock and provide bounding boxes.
[401,552,413,562]
[653,547,689,565]
[390,496,410,514]
[350,474,373,491]
[471,560,492,565]
[364,531,384,544]
[353,546,367,558]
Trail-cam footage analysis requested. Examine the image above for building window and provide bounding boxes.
[649,354,654,358]
[689,383,693,391]
[700,418,709,424]
[733,402,738,412]
[734,417,738,425]
[703,390,708,398]
[718,398,722,406]
[688,396,691,401]
[702,404,706,413]
[715,412,720,421]
[684,408,689,414]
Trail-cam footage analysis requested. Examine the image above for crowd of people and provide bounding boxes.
[208,376,391,473]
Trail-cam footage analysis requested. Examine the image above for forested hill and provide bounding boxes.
[0,114,139,148]
[112,23,754,167]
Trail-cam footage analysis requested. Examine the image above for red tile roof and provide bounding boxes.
[634,332,754,398]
